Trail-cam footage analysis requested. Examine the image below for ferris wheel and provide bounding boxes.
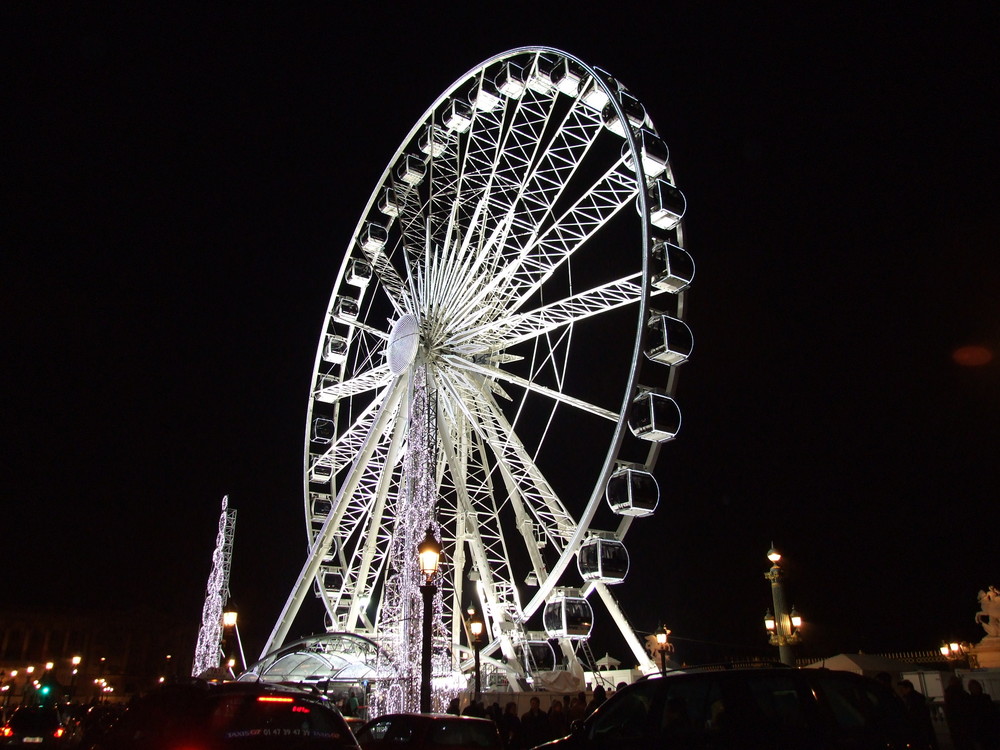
[264,47,694,685]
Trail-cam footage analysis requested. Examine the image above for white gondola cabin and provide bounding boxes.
[623,128,669,180]
[395,155,426,187]
[311,417,335,444]
[347,259,372,287]
[309,492,332,523]
[323,333,348,364]
[649,179,686,230]
[606,467,660,517]
[515,639,558,673]
[579,68,612,112]
[472,79,502,112]
[496,61,526,99]
[628,391,681,442]
[335,296,359,321]
[419,124,448,157]
[360,223,387,253]
[602,90,646,137]
[645,314,693,366]
[543,591,593,640]
[577,537,629,584]
[652,241,695,293]
[311,461,333,483]
[378,187,400,218]
[550,58,583,96]
[525,55,557,94]
[314,374,340,404]
[443,99,473,133]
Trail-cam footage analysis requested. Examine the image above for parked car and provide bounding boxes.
[534,666,931,750]
[1,705,82,747]
[94,680,361,749]
[357,714,501,750]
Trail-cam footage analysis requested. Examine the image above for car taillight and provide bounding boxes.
[257,696,294,703]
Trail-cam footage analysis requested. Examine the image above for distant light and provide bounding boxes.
[952,345,993,367]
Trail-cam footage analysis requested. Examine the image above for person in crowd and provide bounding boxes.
[585,685,606,715]
[463,700,487,718]
[967,679,998,750]
[897,680,938,750]
[567,693,587,723]
[521,696,550,748]
[548,699,570,739]
[500,701,523,750]
[944,675,975,750]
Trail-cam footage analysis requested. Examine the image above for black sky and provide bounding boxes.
[5,3,998,665]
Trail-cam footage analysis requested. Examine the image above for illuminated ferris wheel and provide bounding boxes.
[265,46,694,689]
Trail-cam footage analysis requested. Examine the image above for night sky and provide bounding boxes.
[5,4,998,667]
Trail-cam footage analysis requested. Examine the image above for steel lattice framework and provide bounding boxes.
[193,495,237,677]
[263,47,694,689]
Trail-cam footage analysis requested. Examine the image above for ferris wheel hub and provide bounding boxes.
[387,313,421,375]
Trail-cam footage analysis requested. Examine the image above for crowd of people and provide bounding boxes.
[448,684,618,749]
[878,673,998,750]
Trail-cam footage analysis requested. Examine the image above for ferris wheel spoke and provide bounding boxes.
[318,427,399,631]
[339,409,408,632]
[440,352,618,423]
[450,272,644,355]
[433,384,524,627]
[501,157,639,316]
[314,363,392,404]
[445,156,638,330]
[443,368,577,555]
[494,95,605,267]
[358,241,413,315]
[436,370,554,613]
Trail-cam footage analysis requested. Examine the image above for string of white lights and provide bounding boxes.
[192,495,237,677]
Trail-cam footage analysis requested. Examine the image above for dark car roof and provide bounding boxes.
[100,679,360,749]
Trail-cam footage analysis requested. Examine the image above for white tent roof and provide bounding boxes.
[804,653,911,677]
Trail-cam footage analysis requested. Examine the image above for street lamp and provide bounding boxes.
[940,641,975,668]
[468,607,484,701]
[764,545,802,665]
[655,626,674,675]
[70,656,81,699]
[418,527,441,713]
[222,610,247,673]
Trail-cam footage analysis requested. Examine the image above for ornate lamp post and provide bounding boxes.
[222,610,247,674]
[468,607,484,701]
[940,641,975,669]
[418,528,442,713]
[69,656,81,699]
[764,545,802,666]
[655,626,674,675]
